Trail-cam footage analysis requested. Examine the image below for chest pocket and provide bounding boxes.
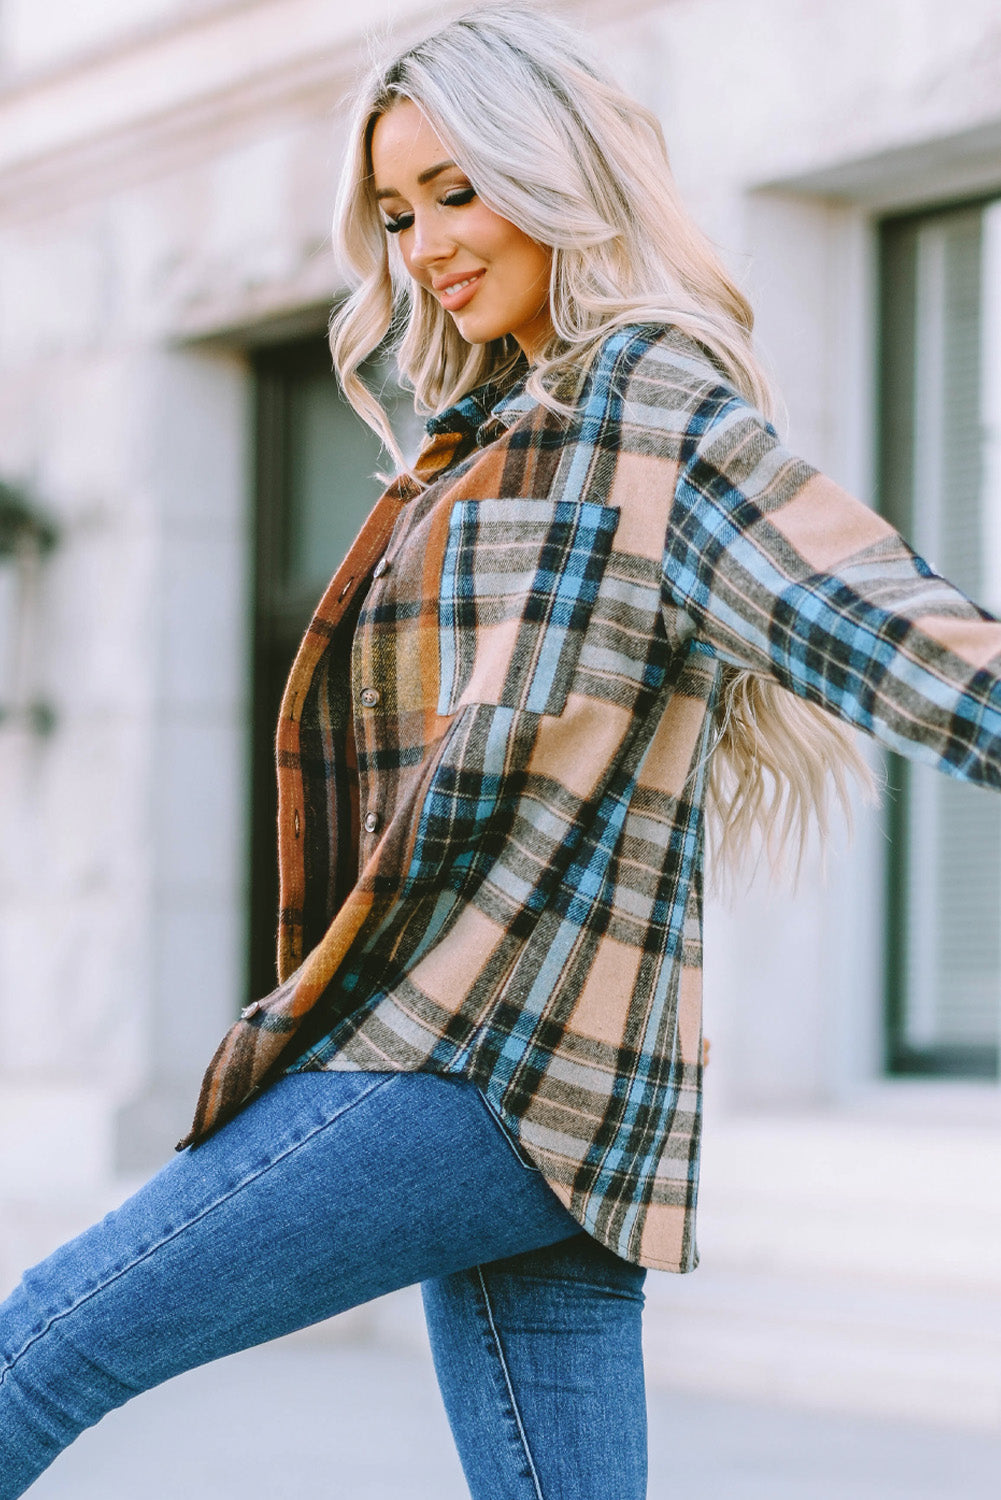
[437,498,620,717]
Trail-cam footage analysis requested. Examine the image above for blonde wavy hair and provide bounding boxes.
[330,2,877,879]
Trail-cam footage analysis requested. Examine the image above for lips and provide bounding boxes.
[434,269,486,312]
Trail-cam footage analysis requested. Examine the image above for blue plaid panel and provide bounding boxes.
[438,498,620,716]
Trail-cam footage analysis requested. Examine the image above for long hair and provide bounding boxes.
[330,2,877,879]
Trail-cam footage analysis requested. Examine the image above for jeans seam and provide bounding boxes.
[0,1073,394,1387]
[473,1088,539,1173]
[475,1265,545,1500]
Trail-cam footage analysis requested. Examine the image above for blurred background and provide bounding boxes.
[0,0,999,1487]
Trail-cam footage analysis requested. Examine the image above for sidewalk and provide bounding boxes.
[25,1317,1001,1500]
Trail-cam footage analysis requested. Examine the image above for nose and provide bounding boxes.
[407,209,455,271]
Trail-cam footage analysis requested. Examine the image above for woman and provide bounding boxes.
[3,6,1000,1498]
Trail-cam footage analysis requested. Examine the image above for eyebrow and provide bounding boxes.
[374,160,459,201]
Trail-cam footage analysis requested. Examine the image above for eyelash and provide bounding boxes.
[383,187,476,235]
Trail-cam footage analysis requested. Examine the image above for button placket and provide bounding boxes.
[353,601,383,845]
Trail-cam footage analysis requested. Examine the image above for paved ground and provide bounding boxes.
[24,1327,1001,1500]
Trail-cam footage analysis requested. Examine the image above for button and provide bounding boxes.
[363,811,381,834]
[372,555,389,579]
[241,1000,262,1020]
[360,687,380,708]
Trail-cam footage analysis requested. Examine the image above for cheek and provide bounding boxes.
[515,244,551,300]
[470,206,537,269]
[488,236,547,295]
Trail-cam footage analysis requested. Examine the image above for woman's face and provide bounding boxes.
[369,100,553,361]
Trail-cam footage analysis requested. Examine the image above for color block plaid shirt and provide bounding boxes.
[181,323,1001,1272]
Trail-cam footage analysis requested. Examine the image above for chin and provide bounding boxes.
[451,314,504,345]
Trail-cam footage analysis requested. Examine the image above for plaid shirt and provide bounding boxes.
[181,324,1001,1271]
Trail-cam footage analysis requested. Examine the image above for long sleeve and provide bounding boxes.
[661,389,1001,790]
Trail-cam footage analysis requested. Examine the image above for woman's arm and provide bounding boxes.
[661,388,1001,789]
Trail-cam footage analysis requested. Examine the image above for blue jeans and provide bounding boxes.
[0,1072,647,1498]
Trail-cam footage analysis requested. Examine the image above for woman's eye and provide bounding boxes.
[381,187,473,235]
[441,187,475,208]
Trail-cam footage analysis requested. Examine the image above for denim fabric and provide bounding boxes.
[0,1072,646,1499]
[424,1237,648,1499]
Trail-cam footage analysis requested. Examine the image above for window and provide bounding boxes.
[878,196,1001,1079]
[248,333,420,1001]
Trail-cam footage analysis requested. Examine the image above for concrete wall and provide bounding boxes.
[0,0,999,1427]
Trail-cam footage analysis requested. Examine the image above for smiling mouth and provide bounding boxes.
[436,270,486,311]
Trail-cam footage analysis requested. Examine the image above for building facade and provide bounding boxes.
[0,0,999,1428]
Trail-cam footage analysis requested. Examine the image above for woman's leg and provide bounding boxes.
[0,1071,579,1499]
[423,1232,648,1500]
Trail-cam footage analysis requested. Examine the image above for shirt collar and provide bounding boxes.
[424,355,592,448]
[424,361,527,443]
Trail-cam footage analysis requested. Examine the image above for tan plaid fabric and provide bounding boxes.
[181,325,1001,1271]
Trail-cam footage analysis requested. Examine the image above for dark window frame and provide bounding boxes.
[247,333,405,1002]
[876,192,1001,1081]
